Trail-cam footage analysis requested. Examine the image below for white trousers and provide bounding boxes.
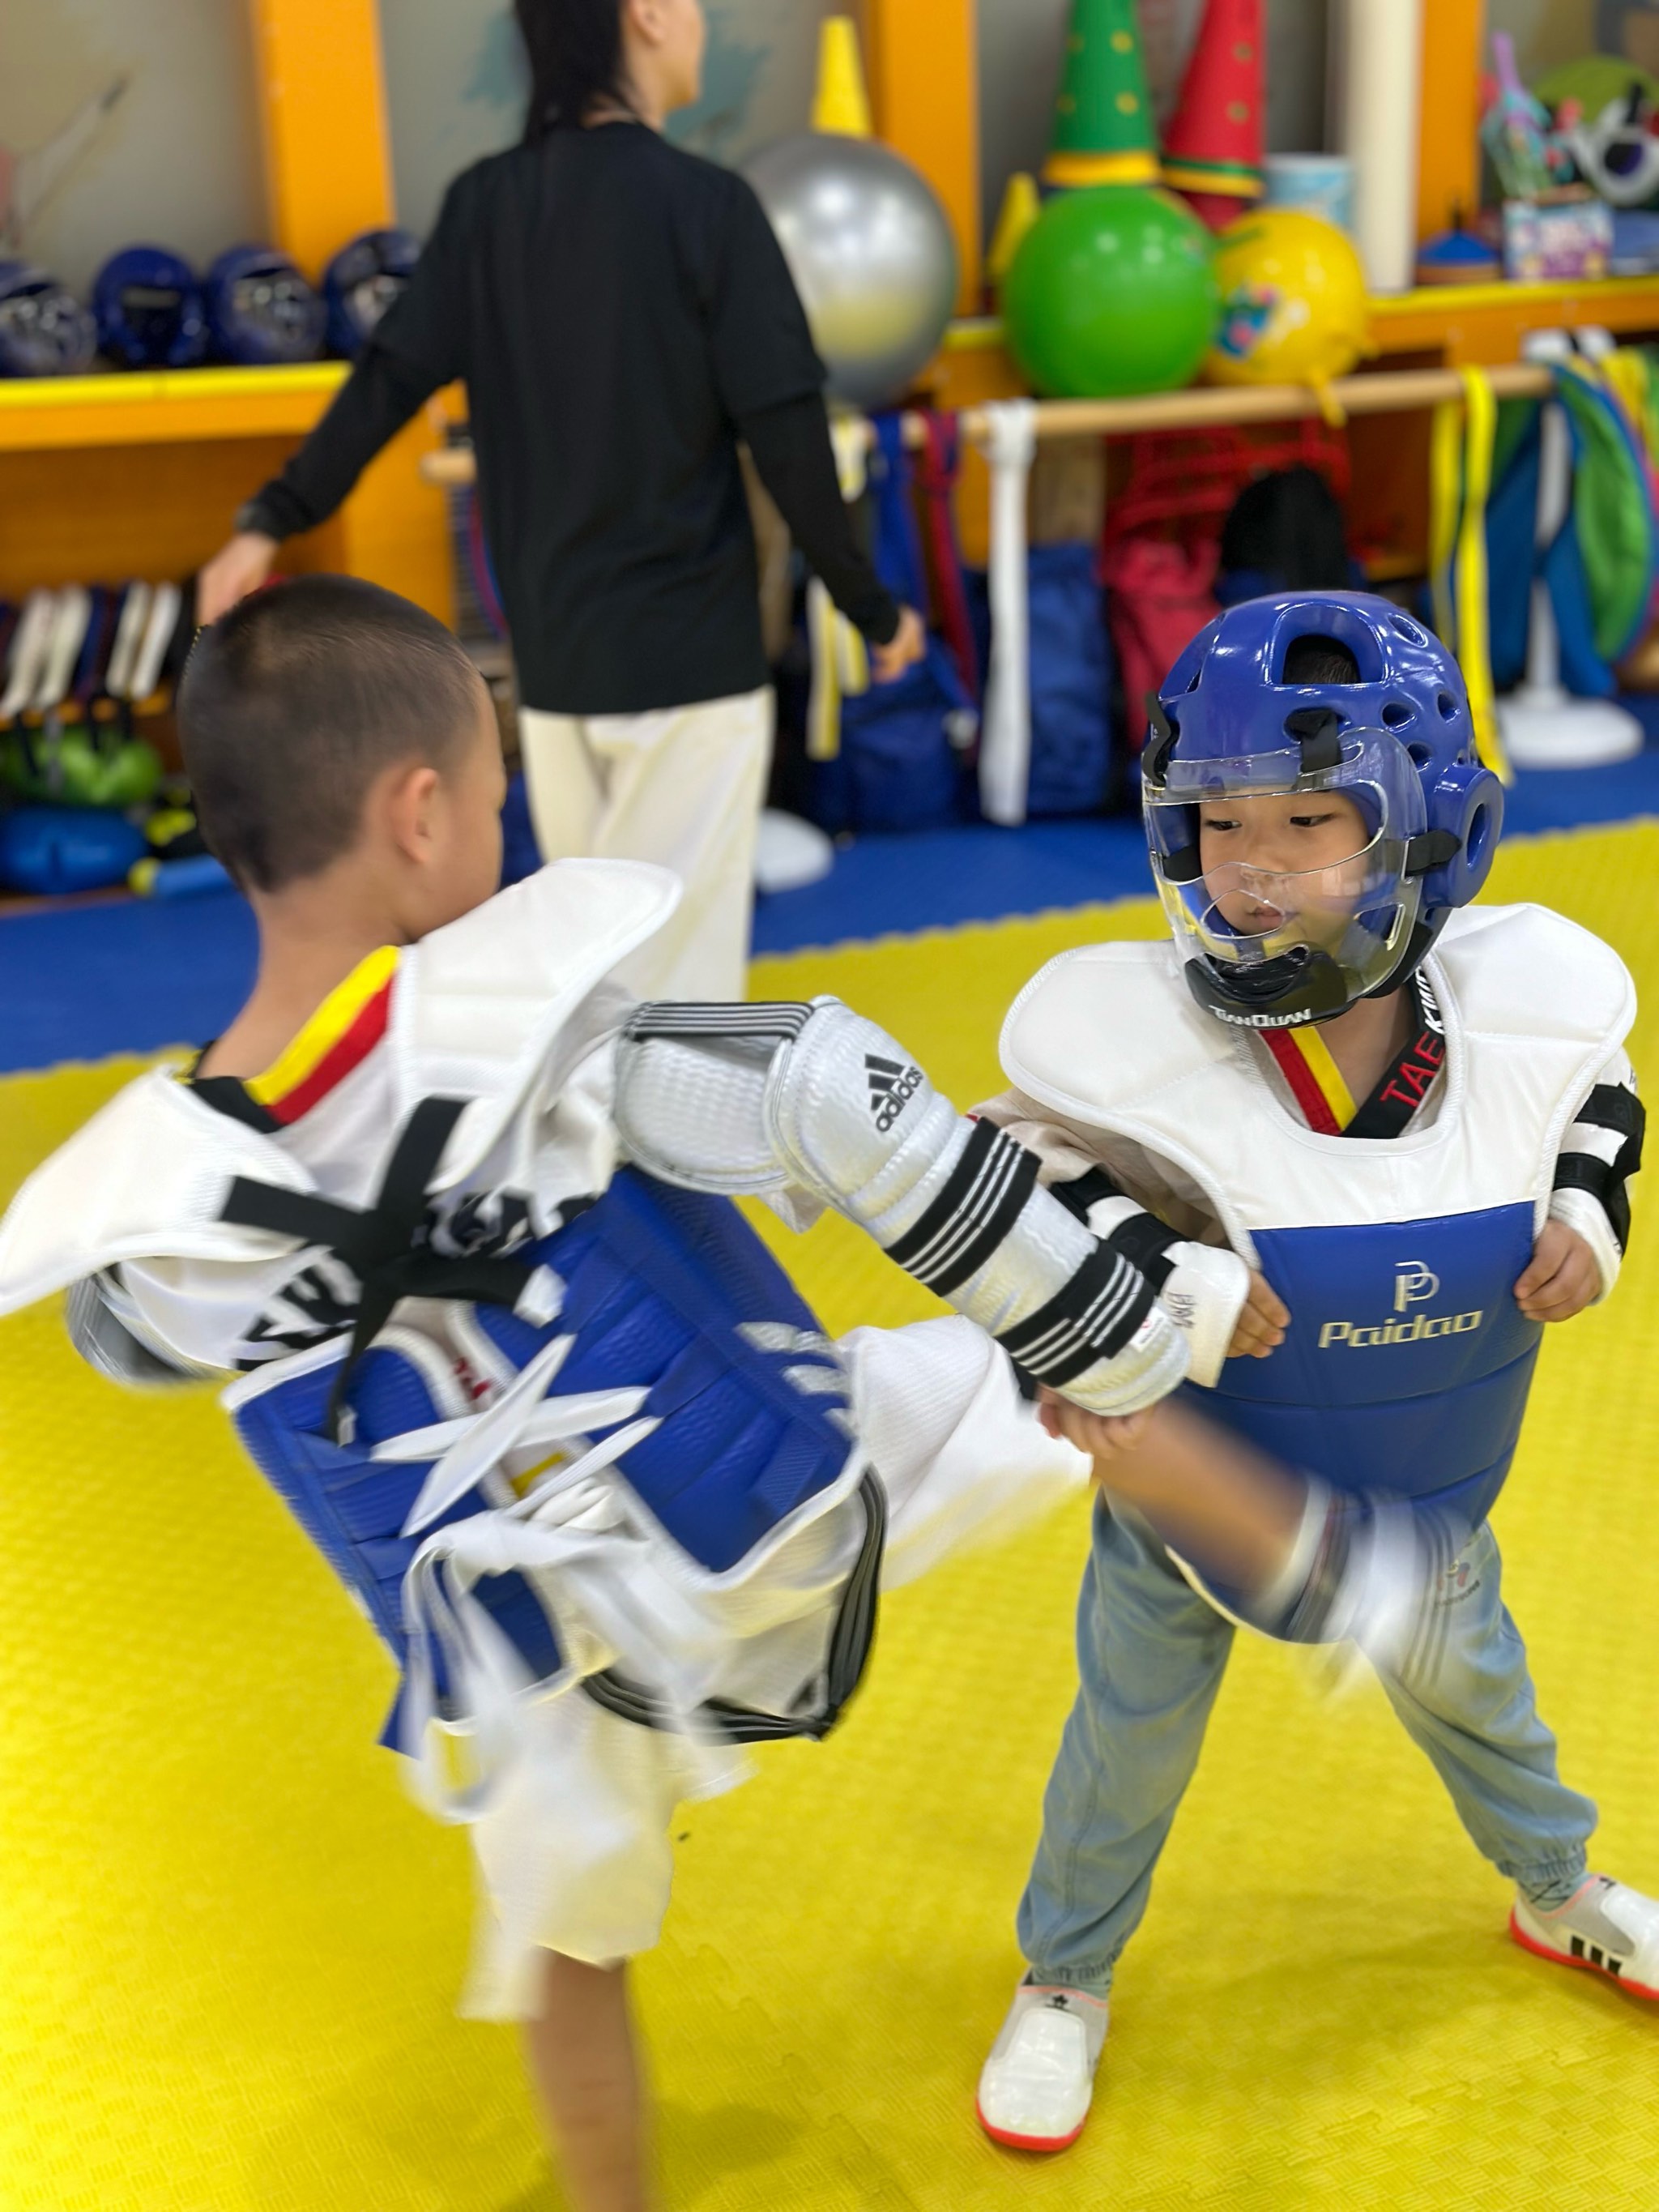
[461,1317,1087,2018]
[518,689,774,1004]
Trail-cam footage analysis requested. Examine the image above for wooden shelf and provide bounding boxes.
[936,277,1659,394]
[1368,275,1659,362]
[0,365,351,454]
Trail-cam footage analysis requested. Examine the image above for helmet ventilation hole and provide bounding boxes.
[1435,690,1457,720]
[1390,614,1426,643]
[1382,701,1414,728]
[1407,741,1432,767]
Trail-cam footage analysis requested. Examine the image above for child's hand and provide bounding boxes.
[1228,1271,1290,1360]
[1516,1218,1600,1322]
[1038,1388,1154,1462]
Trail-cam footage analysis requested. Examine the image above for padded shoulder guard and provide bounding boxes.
[613,999,1188,1417]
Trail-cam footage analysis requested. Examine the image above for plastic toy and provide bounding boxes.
[1205,209,1370,416]
[1161,0,1265,230]
[1042,0,1159,188]
[1556,81,1659,207]
[1004,186,1218,399]
[1416,223,1501,286]
[1482,32,1574,201]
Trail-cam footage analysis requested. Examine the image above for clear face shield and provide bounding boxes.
[1144,732,1429,1027]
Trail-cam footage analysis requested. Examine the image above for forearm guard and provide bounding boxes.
[613,999,1188,1417]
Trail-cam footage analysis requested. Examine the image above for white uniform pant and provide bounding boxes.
[518,689,774,1004]
[460,1317,1086,2018]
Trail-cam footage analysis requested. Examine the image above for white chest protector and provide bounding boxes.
[1001,903,1635,1522]
[0,857,682,1343]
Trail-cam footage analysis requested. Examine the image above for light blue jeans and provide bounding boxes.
[1017,1500,1596,1995]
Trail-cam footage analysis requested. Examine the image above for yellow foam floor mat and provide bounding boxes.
[4,828,1659,2210]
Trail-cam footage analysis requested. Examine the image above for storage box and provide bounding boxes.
[1502,197,1614,283]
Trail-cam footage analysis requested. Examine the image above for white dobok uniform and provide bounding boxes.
[0,860,1105,2018]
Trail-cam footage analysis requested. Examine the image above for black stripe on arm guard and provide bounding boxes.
[1051,1165,1180,1292]
[1050,1165,1120,1223]
[624,1001,815,1044]
[1555,1083,1645,1253]
[885,1119,1040,1297]
[998,1241,1158,1388]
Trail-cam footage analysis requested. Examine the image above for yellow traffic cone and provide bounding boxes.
[812,15,874,138]
[987,172,1041,290]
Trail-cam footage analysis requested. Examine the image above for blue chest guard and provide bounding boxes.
[1195,1201,1543,1528]
[227,1158,880,1751]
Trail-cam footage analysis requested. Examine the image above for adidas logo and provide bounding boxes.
[866,1053,923,1134]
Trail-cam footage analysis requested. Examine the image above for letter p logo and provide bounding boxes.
[1393,1258,1439,1314]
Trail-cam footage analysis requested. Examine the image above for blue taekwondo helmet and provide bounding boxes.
[322,227,421,358]
[92,246,208,369]
[205,245,326,366]
[1141,591,1503,1030]
[0,262,97,377]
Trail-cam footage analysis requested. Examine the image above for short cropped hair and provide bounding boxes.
[1282,635,1361,686]
[178,575,484,893]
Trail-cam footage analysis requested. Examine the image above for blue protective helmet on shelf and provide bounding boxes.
[205,245,326,366]
[92,246,208,370]
[1141,591,1504,1030]
[0,263,97,378]
[322,227,421,357]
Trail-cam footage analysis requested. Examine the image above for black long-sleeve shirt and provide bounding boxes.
[243,123,899,715]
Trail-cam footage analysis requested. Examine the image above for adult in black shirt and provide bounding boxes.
[198,0,923,1005]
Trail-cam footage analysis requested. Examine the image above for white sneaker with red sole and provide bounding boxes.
[976,1983,1109,2152]
[1510,1874,1659,1999]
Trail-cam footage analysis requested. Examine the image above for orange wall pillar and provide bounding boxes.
[248,0,394,269]
[246,0,453,623]
[864,0,983,313]
[1417,0,1484,242]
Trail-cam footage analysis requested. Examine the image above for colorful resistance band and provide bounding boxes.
[1429,367,1510,783]
[805,414,872,762]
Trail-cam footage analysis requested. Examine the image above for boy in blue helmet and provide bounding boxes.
[975,591,1652,2154]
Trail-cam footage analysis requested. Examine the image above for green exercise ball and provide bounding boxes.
[1004,185,1219,399]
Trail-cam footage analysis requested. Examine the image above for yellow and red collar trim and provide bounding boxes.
[1262,1022,1358,1135]
[245,945,399,1124]
[192,945,400,1131]
[1260,974,1446,1141]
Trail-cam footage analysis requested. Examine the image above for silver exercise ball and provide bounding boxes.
[744,134,958,412]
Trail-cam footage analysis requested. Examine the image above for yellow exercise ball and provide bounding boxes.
[1205,209,1370,390]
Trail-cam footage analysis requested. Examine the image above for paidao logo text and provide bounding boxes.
[1319,1310,1483,1350]
[1319,1256,1481,1348]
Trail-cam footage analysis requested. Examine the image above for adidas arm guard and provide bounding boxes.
[613,999,1188,1416]
[1049,1166,1249,1389]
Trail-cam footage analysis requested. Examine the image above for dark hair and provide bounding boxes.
[1282,635,1361,686]
[179,575,484,894]
[516,0,632,139]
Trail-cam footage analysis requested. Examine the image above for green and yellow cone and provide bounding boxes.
[1043,0,1160,190]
